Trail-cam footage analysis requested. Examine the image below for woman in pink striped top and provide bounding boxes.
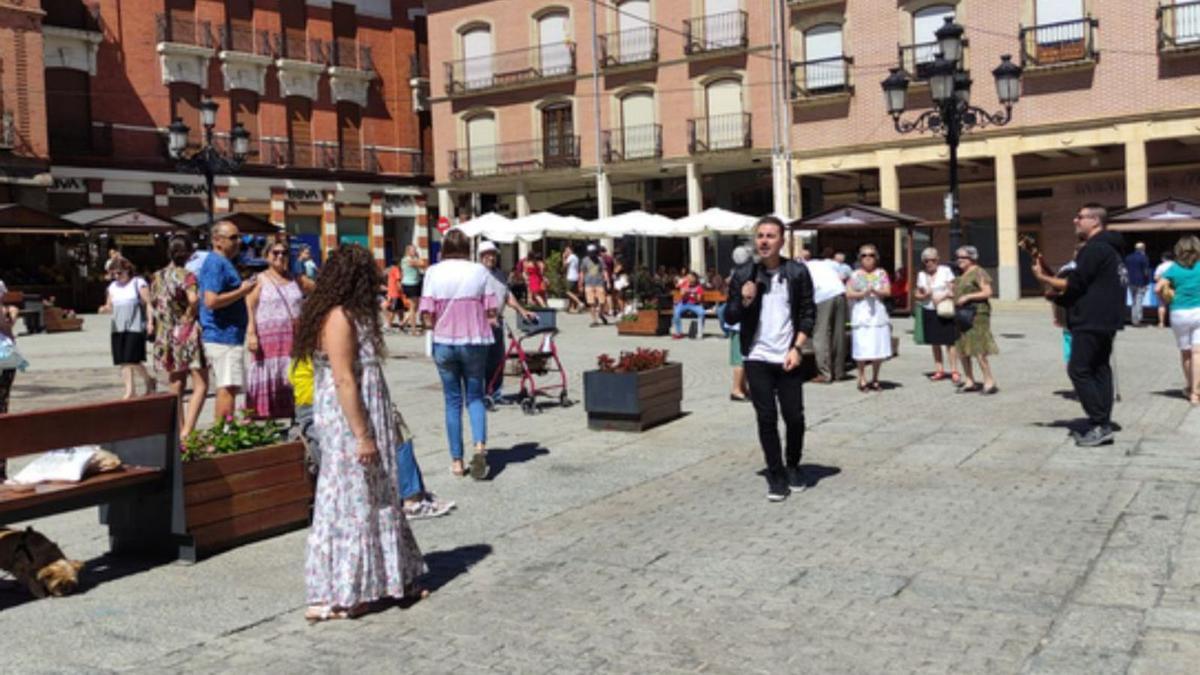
[419,229,498,479]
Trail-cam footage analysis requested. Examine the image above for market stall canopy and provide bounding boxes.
[63,208,185,233]
[589,210,679,238]
[792,204,930,230]
[175,211,283,234]
[0,204,85,235]
[1109,197,1200,233]
[673,207,757,236]
[453,212,511,239]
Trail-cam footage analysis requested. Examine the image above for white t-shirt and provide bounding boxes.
[565,253,580,282]
[916,264,956,310]
[806,259,846,304]
[747,272,793,364]
[1155,260,1174,281]
[108,277,146,306]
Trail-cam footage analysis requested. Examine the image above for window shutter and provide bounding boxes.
[46,69,91,155]
[287,98,312,167]
[337,102,362,170]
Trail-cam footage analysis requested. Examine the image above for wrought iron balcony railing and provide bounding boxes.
[156,13,214,48]
[602,124,662,163]
[790,56,853,98]
[684,11,748,55]
[1159,1,1200,52]
[448,137,581,179]
[1019,17,1099,67]
[445,42,576,95]
[272,33,325,63]
[898,40,941,80]
[598,27,659,68]
[688,113,751,154]
[219,24,272,56]
[324,40,373,71]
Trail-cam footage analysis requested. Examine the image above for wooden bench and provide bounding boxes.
[0,394,181,557]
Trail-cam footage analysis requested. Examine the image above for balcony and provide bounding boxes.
[445,43,576,96]
[688,113,751,154]
[272,33,324,63]
[790,56,853,99]
[602,124,663,163]
[219,24,272,57]
[1019,17,1099,69]
[1159,1,1200,54]
[898,40,941,80]
[448,137,581,180]
[218,25,273,95]
[156,13,215,88]
[598,28,659,69]
[684,11,748,56]
[156,13,214,48]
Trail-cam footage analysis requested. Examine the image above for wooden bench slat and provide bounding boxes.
[0,394,178,459]
[0,466,163,519]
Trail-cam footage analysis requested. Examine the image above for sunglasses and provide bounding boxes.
[268,250,287,257]
[860,253,876,258]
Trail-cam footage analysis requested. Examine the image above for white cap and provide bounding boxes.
[586,244,598,253]
[478,241,498,256]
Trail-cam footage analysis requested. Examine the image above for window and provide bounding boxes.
[538,12,572,76]
[466,114,497,176]
[542,102,575,168]
[705,0,740,49]
[913,4,954,67]
[461,27,493,90]
[617,0,652,63]
[337,102,362,170]
[225,0,253,52]
[287,97,313,167]
[42,0,93,30]
[1034,0,1084,42]
[619,92,655,159]
[169,82,201,148]
[45,69,91,155]
[704,79,742,150]
[332,1,357,67]
[803,24,845,91]
[1178,1,1200,44]
[165,0,196,45]
[280,0,307,60]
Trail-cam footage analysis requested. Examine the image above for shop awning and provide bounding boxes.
[175,211,284,234]
[1109,197,1200,233]
[0,204,86,235]
[792,204,932,230]
[62,208,185,233]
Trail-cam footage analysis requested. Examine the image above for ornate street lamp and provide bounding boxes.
[881,17,1022,251]
[167,98,250,230]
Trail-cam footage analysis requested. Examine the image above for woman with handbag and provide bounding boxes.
[952,246,999,394]
[245,236,314,420]
[101,258,156,400]
[914,247,960,384]
[150,236,209,440]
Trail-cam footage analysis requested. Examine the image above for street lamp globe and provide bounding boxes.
[167,118,190,159]
[881,67,910,116]
[992,54,1023,106]
[928,55,957,103]
[199,98,219,128]
[935,16,965,64]
[953,70,972,105]
[231,123,250,159]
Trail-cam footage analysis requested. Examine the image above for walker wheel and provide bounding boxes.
[559,393,574,409]
[521,399,537,416]
[484,397,497,412]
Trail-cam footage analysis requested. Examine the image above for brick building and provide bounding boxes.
[0,0,51,206]
[36,0,432,265]
[426,0,1200,295]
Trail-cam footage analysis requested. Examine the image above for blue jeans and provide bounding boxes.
[673,303,705,336]
[715,303,731,337]
[395,439,424,501]
[433,343,489,460]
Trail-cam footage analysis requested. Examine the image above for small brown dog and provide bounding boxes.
[0,526,84,598]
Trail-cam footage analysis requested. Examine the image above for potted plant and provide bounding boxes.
[616,271,671,336]
[543,250,569,311]
[177,413,312,561]
[583,348,682,431]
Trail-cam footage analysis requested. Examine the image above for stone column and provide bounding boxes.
[516,181,531,259]
[994,148,1020,301]
[321,191,338,260]
[437,187,453,223]
[369,192,385,268]
[414,194,430,258]
[596,171,614,251]
[877,152,901,270]
[686,161,706,273]
[1124,135,1149,208]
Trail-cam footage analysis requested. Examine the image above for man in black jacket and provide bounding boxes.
[724,216,817,501]
[1032,203,1125,447]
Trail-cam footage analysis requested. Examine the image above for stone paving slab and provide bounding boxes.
[1,311,1198,673]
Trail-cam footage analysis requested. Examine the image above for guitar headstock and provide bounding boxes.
[1017,234,1040,258]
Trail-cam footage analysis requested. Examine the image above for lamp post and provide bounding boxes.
[167,98,251,231]
[881,17,1022,253]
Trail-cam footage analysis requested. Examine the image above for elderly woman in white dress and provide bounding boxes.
[845,244,893,392]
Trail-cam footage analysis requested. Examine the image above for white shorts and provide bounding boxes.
[204,342,245,389]
[1170,307,1200,351]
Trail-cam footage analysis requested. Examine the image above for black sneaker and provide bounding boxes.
[1075,425,1114,447]
[766,472,789,502]
[786,466,808,493]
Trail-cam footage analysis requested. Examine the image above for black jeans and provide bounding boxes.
[744,360,806,475]
[1068,330,1115,427]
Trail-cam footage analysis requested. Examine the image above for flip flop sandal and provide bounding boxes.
[928,372,947,381]
[956,384,983,394]
[469,452,489,480]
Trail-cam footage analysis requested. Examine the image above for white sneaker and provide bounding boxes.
[404,496,455,520]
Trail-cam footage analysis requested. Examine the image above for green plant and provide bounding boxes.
[629,269,666,305]
[182,412,288,462]
[544,251,567,298]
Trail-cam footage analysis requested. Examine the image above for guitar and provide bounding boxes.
[1018,235,1059,299]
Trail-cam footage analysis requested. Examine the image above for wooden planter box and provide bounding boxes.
[583,362,682,431]
[178,440,312,561]
[616,309,671,336]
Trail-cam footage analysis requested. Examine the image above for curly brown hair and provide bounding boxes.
[292,244,385,361]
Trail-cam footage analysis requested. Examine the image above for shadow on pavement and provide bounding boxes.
[0,550,176,611]
[799,464,841,488]
[1052,389,1080,401]
[1151,388,1188,401]
[419,543,493,595]
[485,443,550,481]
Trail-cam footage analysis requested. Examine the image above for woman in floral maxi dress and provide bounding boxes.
[293,245,426,622]
[151,236,208,439]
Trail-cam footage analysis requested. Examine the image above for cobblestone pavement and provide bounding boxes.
[2,306,1199,674]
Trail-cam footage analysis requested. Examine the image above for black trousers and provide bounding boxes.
[745,360,806,475]
[1067,330,1115,427]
